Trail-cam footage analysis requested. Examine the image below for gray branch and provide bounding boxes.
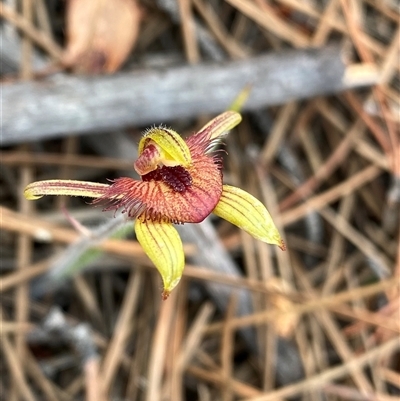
[2,44,372,145]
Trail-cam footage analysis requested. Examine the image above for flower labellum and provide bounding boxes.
[24,111,285,299]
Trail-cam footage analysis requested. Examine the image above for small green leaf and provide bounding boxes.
[59,223,134,278]
[229,85,252,113]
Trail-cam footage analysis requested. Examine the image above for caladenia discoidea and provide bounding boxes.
[24,111,285,299]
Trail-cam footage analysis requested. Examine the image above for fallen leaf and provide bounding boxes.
[265,277,299,338]
[63,0,141,73]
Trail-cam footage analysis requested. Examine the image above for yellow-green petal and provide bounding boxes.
[138,127,192,167]
[135,218,185,299]
[24,180,110,200]
[197,111,242,141]
[213,185,285,249]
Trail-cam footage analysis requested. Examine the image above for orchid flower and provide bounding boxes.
[24,111,285,299]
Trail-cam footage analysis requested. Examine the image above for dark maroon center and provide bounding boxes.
[142,165,192,193]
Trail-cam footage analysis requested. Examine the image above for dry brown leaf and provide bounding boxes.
[63,0,141,73]
[265,277,299,338]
